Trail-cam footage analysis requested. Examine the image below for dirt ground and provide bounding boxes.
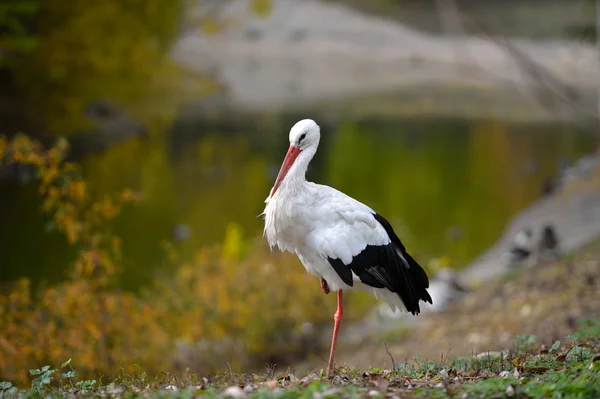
[296,237,600,371]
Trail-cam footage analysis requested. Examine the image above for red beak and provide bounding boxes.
[270,145,301,196]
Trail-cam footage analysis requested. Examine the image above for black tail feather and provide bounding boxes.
[399,251,433,315]
[372,213,432,315]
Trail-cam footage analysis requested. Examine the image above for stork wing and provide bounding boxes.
[306,186,431,314]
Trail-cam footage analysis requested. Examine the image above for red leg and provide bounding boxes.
[320,278,330,294]
[326,290,343,377]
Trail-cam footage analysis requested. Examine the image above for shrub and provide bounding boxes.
[0,134,373,386]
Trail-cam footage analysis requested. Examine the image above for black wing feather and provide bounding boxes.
[327,212,432,315]
[328,258,354,286]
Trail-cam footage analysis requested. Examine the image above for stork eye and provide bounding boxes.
[298,133,306,143]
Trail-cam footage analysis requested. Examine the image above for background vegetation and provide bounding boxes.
[0,0,183,133]
[0,135,379,385]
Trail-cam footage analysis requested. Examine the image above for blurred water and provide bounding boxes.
[0,114,594,289]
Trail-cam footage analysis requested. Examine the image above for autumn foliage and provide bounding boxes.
[0,134,371,387]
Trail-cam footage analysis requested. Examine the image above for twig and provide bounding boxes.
[435,0,473,71]
[466,13,600,122]
[315,352,327,363]
[384,343,396,370]
[596,0,600,133]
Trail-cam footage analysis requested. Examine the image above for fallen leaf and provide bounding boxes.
[522,366,549,374]
[265,380,277,389]
[369,374,389,389]
[476,351,503,359]
[506,384,516,397]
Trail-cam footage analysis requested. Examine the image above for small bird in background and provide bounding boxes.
[541,176,558,197]
[172,224,191,242]
[262,119,432,376]
[502,227,534,266]
[535,224,562,263]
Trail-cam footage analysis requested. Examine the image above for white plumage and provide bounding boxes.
[265,182,389,291]
[262,119,432,376]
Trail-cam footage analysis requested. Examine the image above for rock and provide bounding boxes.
[172,0,600,114]
[506,384,515,396]
[223,386,246,398]
[172,224,192,241]
[63,99,147,161]
[476,351,504,359]
[446,225,464,241]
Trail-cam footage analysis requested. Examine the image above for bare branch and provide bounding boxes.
[467,15,599,122]
[596,0,600,128]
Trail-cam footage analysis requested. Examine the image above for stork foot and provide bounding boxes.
[320,278,330,294]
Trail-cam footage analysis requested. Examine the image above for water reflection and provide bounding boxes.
[0,116,594,289]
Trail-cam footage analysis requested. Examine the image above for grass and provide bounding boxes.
[1,320,598,398]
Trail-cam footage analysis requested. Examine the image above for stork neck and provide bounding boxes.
[279,146,315,194]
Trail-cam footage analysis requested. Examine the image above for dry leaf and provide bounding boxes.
[369,374,389,389]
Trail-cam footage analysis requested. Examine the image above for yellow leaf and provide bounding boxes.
[11,151,23,162]
[0,137,6,160]
[250,0,271,17]
[200,17,222,35]
[69,180,87,202]
[222,223,244,261]
[120,188,134,202]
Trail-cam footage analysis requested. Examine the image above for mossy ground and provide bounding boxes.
[1,324,598,398]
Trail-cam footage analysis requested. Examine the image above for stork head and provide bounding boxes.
[289,119,320,150]
[270,119,320,196]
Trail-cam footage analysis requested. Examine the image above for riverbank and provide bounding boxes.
[292,235,600,374]
[462,151,600,284]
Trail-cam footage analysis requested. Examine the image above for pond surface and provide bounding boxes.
[0,114,595,289]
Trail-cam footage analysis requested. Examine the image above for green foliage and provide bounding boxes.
[526,363,600,399]
[566,346,594,362]
[0,133,373,386]
[460,361,600,399]
[0,381,18,396]
[0,1,40,65]
[3,0,184,133]
[549,340,561,353]
[515,334,537,352]
[567,319,600,341]
[30,366,57,392]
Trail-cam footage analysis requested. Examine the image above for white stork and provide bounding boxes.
[262,119,432,376]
